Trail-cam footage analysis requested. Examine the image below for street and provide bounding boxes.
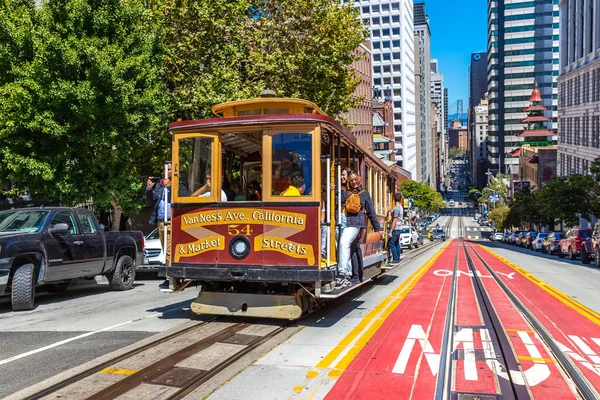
[0,275,198,397]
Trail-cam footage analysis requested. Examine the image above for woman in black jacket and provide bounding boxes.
[338,171,384,287]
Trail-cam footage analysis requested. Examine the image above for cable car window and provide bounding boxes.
[272,133,312,197]
[177,137,219,200]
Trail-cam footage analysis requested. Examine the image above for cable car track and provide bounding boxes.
[434,237,600,400]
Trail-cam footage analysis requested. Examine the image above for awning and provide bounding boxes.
[516,129,554,137]
[508,148,521,157]
[373,136,393,144]
[374,150,393,159]
[373,112,386,127]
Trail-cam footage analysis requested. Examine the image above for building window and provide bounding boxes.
[383,65,391,73]
[362,6,369,14]
[392,2,400,10]
[392,52,400,60]
[382,16,390,24]
[374,54,381,62]
[394,101,402,108]
[382,3,389,12]
[372,17,380,25]
[384,77,391,85]
[382,28,390,36]
[382,40,390,48]
[374,66,381,73]
[392,15,400,23]
[372,29,380,37]
[392,40,400,48]
[392,27,400,35]
[393,76,401,84]
[371,4,379,12]
[393,64,401,72]
[373,42,381,49]
[374,78,381,85]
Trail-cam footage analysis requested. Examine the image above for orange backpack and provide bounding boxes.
[345,190,365,214]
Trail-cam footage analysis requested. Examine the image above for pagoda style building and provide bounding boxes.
[513,82,557,193]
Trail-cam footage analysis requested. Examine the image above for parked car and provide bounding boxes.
[559,228,592,259]
[543,232,564,254]
[531,233,548,251]
[430,229,446,241]
[141,228,165,270]
[0,207,143,311]
[508,231,526,245]
[581,224,600,266]
[502,232,511,243]
[522,232,538,249]
[399,225,420,249]
[449,200,455,207]
[491,232,504,241]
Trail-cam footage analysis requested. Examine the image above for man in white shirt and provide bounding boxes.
[388,193,404,265]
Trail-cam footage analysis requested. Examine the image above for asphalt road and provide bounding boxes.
[0,274,198,398]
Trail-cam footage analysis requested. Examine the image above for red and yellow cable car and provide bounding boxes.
[160,93,398,319]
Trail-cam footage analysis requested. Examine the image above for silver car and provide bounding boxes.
[531,232,548,252]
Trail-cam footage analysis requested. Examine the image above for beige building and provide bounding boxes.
[471,95,489,188]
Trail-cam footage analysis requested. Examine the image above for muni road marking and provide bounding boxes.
[315,242,451,374]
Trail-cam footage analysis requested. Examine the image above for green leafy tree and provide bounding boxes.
[488,206,509,229]
[468,188,481,201]
[0,0,167,230]
[448,147,465,159]
[152,0,367,123]
[399,180,443,213]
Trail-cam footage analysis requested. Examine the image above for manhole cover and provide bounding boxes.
[222,333,260,346]
[151,367,205,388]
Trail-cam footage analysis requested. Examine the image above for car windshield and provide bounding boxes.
[435,230,444,234]
[0,210,49,233]
[538,233,548,239]
[579,230,591,239]
[401,227,410,234]
[146,228,159,240]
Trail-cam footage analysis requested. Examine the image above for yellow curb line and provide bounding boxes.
[477,245,600,327]
[316,241,453,375]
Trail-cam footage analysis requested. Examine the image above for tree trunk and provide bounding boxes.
[110,192,123,232]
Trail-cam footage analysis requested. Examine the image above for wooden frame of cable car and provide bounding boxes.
[160,97,398,319]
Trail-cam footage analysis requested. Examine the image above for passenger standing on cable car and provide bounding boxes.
[338,171,384,288]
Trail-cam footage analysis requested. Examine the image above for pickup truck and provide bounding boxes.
[0,207,143,311]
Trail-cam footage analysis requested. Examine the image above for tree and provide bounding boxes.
[399,180,443,213]
[448,146,465,159]
[0,0,167,230]
[488,206,509,229]
[468,188,481,201]
[152,0,367,123]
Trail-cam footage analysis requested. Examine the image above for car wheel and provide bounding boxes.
[108,255,136,291]
[11,263,36,311]
[582,248,591,264]
[558,248,565,258]
[569,247,576,260]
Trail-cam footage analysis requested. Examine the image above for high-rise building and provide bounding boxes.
[469,52,488,187]
[487,0,559,176]
[472,95,489,189]
[469,52,488,128]
[557,0,600,177]
[353,0,416,177]
[431,60,445,181]
[414,2,433,186]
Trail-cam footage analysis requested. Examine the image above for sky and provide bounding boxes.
[425,0,488,114]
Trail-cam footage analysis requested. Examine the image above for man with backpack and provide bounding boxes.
[337,171,384,288]
[388,193,404,266]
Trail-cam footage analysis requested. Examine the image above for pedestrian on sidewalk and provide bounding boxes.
[388,193,404,265]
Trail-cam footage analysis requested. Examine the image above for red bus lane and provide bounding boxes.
[465,245,577,399]
[324,241,458,399]
[452,245,499,395]
[473,244,600,389]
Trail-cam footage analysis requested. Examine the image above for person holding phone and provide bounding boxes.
[147,164,187,289]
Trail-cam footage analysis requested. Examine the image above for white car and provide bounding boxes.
[491,232,504,241]
[531,232,548,251]
[141,228,165,269]
[399,225,420,249]
[449,200,455,207]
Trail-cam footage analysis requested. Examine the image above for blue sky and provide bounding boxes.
[425,0,488,112]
